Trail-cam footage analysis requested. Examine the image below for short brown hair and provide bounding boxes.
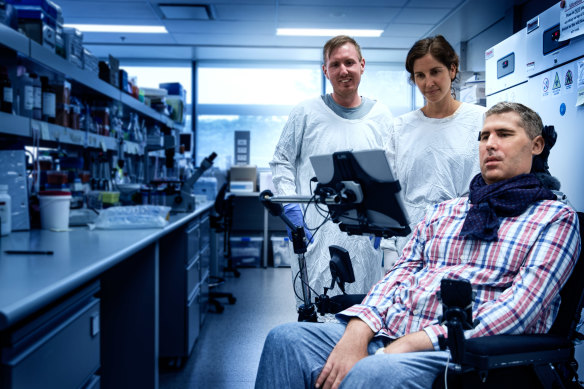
[405,35,459,83]
[485,102,543,140]
[323,35,363,65]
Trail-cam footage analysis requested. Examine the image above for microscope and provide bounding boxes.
[166,152,217,213]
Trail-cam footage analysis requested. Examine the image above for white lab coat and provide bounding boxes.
[270,96,393,306]
[382,102,487,269]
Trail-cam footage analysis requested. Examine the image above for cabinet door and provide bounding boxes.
[200,214,210,249]
[1,297,100,389]
[186,285,201,355]
[186,255,200,300]
[186,219,200,264]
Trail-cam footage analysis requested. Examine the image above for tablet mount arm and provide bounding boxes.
[259,150,411,321]
[260,191,317,322]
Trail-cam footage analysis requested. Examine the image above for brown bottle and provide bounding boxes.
[0,66,13,114]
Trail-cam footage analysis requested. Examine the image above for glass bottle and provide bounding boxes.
[19,72,33,118]
[30,73,42,120]
[41,76,56,123]
[0,66,13,114]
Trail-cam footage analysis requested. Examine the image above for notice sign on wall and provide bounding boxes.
[560,0,584,41]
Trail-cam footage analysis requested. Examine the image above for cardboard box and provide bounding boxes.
[230,165,256,191]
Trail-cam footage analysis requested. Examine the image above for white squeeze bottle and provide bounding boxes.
[0,185,12,236]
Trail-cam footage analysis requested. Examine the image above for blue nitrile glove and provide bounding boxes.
[283,203,314,244]
[370,236,381,249]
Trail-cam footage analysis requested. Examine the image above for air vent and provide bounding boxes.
[158,4,215,20]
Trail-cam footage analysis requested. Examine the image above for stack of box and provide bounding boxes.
[83,47,99,75]
[7,0,60,52]
[159,82,186,124]
[63,27,83,68]
[229,165,257,192]
[98,55,120,88]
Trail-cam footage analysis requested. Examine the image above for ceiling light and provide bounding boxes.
[64,24,168,33]
[276,28,383,37]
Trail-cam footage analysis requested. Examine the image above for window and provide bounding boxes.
[196,64,321,170]
[325,64,413,116]
[197,67,320,105]
[197,115,288,170]
[196,62,418,171]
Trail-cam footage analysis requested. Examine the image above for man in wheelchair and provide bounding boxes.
[255,101,582,389]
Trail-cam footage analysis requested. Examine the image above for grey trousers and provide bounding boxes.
[255,321,451,389]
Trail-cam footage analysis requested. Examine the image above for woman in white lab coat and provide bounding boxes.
[382,35,487,269]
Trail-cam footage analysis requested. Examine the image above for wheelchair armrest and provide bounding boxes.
[466,334,572,356]
[316,293,367,314]
[462,334,573,372]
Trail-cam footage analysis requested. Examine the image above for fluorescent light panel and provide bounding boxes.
[277,28,383,37]
[64,24,168,33]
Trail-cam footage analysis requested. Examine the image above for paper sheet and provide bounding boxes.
[560,0,584,41]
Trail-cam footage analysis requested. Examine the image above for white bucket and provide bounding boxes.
[39,192,72,230]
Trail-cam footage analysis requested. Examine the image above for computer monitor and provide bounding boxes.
[309,149,410,238]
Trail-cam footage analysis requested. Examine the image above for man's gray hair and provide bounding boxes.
[485,102,543,140]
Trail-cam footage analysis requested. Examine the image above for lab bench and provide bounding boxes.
[0,202,213,389]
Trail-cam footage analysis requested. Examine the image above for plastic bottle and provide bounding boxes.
[0,184,11,236]
[0,66,13,114]
[41,76,56,123]
[30,73,42,120]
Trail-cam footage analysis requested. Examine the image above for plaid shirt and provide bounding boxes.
[338,197,581,350]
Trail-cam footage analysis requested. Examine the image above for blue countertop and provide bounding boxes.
[0,203,213,331]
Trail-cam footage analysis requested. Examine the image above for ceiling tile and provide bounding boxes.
[383,23,435,37]
[60,1,159,20]
[214,5,276,20]
[394,7,451,24]
[278,5,400,24]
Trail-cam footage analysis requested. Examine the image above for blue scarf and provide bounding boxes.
[459,173,556,241]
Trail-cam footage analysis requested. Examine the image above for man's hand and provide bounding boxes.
[381,331,433,354]
[315,319,374,389]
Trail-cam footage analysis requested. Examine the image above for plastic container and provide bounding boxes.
[193,177,217,202]
[230,236,263,267]
[39,190,71,230]
[0,184,12,236]
[271,236,293,267]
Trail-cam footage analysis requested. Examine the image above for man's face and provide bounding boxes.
[479,111,544,184]
[322,43,365,100]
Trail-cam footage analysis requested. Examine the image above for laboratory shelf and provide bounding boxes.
[29,39,121,101]
[27,119,127,153]
[0,111,30,137]
[121,92,166,123]
[0,111,143,154]
[0,23,29,55]
[0,23,180,156]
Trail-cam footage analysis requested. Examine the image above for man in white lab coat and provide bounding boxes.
[270,35,393,307]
